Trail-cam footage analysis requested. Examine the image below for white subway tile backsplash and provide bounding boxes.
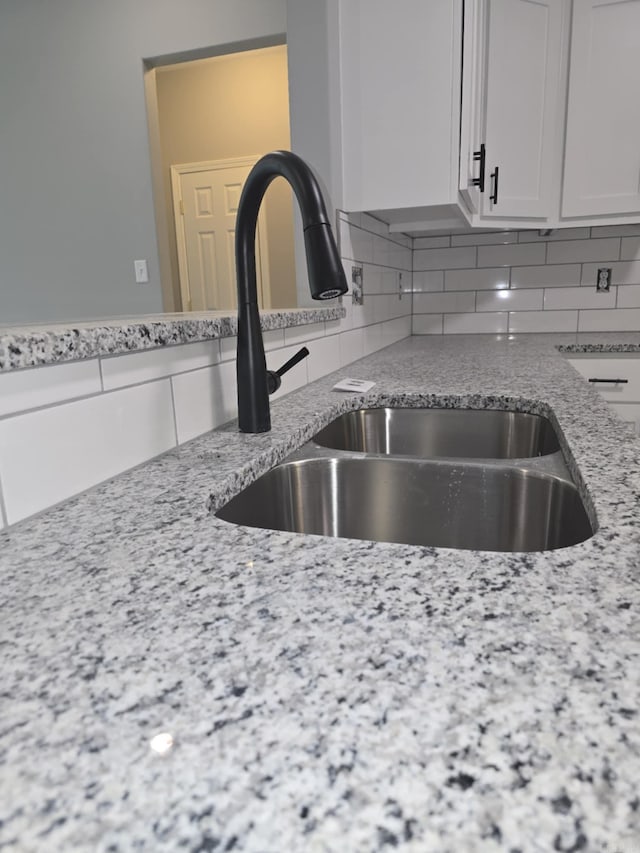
[219,336,238,361]
[414,246,476,271]
[382,316,412,347]
[382,268,402,293]
[581,261,640,286]
[476,289,543,312]
[590,224,640,238]
[101,341,220,390]
[412,314,443,335]
[340,222,374,263]
[620,237,640,261]
[451,231,517,246]
[547,238,620,264]
[413,291,476,314]
[382,237,413,270]
[307,335,342,382]
[543,287,617,310]
[375,294,410,323]
[413,235,451,249]
[339,328,365,366]
[363,264,384,295]
[477,243,546,268]
[578,308,640,332]
[617,284,640,308]
[363,323,383,356]
[511,264,582,289]
[171,361,237,444]
[412,270,444,292]
[445,267,509,291]
[284,322,326,347]
[0,379,176,524]
[351,297,377,329]
[0,360,101,417]
[360,213,388,237]
[443,312,508,334]
[508,310,577,334]
[517,227,591,242]
[263,329,287,352]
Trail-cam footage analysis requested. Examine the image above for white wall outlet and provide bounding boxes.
[134,259,149,284]
[596,267,611,292]
[351,265,364,305]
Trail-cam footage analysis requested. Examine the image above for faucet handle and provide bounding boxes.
[267,346,310,394]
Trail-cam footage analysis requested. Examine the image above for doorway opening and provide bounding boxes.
[144,42,296,313]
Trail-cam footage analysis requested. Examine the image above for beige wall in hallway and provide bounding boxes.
[156,45,296,310]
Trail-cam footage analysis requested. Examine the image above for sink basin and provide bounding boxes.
[216,456,592,552]
[313,407,561,459]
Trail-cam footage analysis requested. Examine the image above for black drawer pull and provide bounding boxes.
[588,377,629,384]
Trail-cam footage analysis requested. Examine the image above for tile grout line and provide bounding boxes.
[97,357,105,392]
[0,376,179,424]
[168,376,180,448]
[0,468,9,529]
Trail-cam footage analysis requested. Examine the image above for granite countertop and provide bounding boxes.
[0,307,345,371]
[1,334,639,853]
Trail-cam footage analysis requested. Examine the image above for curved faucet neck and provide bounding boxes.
[235,151,346,434]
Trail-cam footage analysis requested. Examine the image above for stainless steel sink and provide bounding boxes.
[313,407,561,459]
[216,456,593,552]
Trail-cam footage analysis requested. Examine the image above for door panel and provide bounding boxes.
[481,0,565,219]
[175,161,271,312]
[562,0,640,217]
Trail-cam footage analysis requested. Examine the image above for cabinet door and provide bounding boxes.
[562,0,640,218]
[339,0,463,212]
[459,0,487,215]
[479,0,566,219]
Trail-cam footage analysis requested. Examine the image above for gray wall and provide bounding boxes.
[155,47,296,310]
[286,0,343,307]
[0,0,286,324]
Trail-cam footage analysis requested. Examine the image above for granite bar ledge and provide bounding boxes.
[0,306,346,371]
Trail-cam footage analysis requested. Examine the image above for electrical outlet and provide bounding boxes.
[351,265,364,305]
[596,267,611,292]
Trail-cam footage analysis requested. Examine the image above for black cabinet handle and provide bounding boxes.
[471,143,486,192]
[490,166,499,205]
[588,377,629,384]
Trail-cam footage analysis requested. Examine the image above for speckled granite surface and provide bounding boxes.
[1,335,639,852]
[0,307,345,371]
[556,332,640,353]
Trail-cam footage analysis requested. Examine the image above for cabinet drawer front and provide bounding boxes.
[568,357,640,401]
[608,403,640,435]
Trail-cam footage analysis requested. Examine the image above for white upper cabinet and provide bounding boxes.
[460,0,569,225]
[480,0,567,220]
[338,0,463,214]
[561,0,640,218]
[287,0,640,232]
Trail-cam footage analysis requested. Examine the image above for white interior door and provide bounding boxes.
[172,158,271,311]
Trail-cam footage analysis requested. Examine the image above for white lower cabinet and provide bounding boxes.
[568,355,640,434]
